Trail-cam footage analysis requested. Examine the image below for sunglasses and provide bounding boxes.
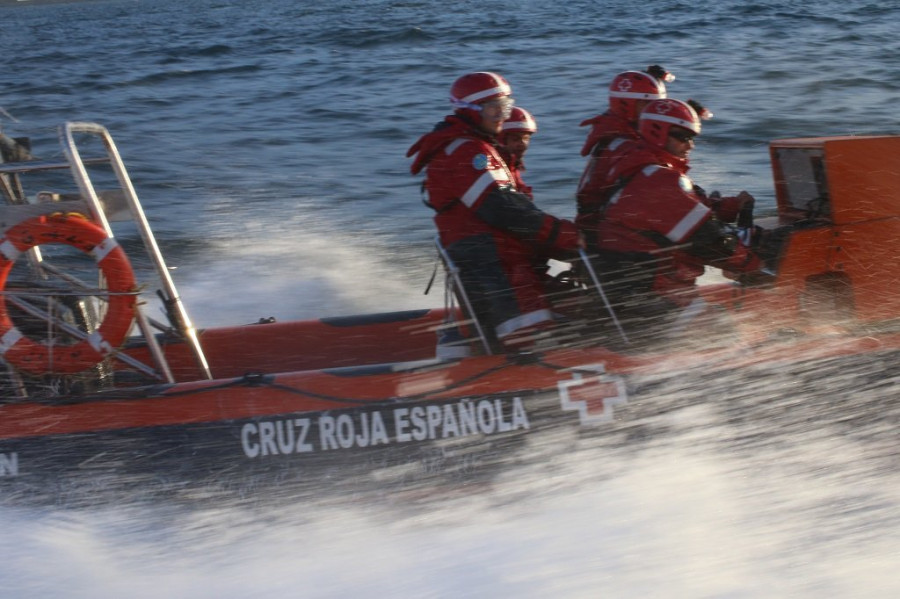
[668,129,696,143]
[478,97,515,119]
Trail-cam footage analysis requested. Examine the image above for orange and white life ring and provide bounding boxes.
[0,214,137,375]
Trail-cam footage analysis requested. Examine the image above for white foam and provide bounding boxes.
[167,232,442,328]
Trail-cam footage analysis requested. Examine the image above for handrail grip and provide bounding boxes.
[60,122,211,380]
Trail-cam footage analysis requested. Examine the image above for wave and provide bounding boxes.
[124,64,263,87]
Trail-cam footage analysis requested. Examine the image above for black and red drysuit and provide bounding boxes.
[408,114,579,349]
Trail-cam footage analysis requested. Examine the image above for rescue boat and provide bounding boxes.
[1,122,899,501]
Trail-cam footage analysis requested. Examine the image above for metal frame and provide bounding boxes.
[434,237,493,355]
[62,122,213,380]
[578,248,630,345]
[0,122,215,384]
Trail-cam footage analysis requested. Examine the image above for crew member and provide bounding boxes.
[581,98,763,337]
[498,106,538,199]
[498,106,568,302]
[576,66,673,228]
[407,72,581,352]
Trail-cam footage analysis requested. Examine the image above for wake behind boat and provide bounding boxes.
[1,122,899,503]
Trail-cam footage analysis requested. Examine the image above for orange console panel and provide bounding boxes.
[769,136,900,323]
[770,135,900,225]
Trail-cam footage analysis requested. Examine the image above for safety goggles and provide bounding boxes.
[668,128,696,143]
[479,97,515,119]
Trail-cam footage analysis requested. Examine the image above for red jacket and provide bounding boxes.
[408,115,578,253]
[498,147,533,200]
[586,138,761,302]
[576,113,641,223]
[578,111,637,157]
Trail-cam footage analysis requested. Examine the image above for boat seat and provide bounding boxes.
[433,237,493,355]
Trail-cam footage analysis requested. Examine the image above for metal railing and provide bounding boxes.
[0,122,215,385]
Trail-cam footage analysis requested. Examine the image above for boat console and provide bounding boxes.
[768,136,900,323]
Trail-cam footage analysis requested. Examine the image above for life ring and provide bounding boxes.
[0,214,137,375]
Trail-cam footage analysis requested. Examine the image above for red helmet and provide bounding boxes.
[638,99,701,148]
[501,107,537,135]
[608,70,667,122]
[450,72,513,121]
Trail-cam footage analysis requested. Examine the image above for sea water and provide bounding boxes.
[1,0,899,596]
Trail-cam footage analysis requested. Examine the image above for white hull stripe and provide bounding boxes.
[461,170,506,208]
[666,202,710,242]
[496,308,554,338]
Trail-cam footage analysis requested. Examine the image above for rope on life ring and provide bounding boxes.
[0,214,137,375]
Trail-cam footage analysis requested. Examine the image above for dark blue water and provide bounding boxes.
[2,0,899,596]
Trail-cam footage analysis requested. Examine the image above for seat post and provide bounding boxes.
[578,248,630,345]
[434,237,493,355]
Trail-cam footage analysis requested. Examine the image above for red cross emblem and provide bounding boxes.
[656,99,675,114]
[557,364,627,425]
